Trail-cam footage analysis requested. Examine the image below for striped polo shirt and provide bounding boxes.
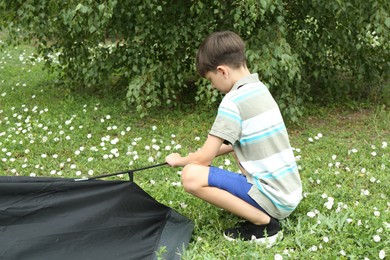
[210,73,302,219]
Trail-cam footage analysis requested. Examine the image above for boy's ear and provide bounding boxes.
[216,65,229,77]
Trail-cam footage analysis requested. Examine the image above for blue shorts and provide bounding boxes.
[208,166,267,214]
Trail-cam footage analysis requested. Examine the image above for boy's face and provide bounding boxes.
[205,66,232,94]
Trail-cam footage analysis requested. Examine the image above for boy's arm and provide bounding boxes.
[217,143,234,156]
[166,134,224,167]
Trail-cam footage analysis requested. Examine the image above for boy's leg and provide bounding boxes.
[181,164,271,225]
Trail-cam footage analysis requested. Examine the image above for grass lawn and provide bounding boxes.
[0,42,389,259]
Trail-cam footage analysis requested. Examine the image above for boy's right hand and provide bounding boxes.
[165,153,183,167]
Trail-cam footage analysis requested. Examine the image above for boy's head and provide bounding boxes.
[196,31,247,78]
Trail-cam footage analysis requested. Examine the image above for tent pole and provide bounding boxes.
[74,162,168,182]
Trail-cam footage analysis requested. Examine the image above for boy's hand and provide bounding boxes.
[165,153,183,167]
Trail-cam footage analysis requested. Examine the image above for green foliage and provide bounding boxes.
[1,0,389,121]
[287,1,390,104]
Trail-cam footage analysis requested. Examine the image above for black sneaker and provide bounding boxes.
[223,218,283,246]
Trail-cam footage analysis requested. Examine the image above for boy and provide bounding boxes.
[165,31,302,245]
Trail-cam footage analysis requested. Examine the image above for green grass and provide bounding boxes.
[1,41,389,259]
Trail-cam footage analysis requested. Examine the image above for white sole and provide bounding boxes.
[223,231,283,247]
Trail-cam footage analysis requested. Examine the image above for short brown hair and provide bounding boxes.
[196,31,247,77]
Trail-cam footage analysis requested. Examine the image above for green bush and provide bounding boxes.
[1,0,389,121]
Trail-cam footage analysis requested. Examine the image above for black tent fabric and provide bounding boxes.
[0,176,193,260]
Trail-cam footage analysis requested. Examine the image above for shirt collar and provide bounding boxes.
[230,73,260,92]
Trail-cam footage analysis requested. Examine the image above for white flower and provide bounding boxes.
[308,137,314,142]
[381,142,387,149]
[384,222,390,230]
[110,149,119,157]
[371,151,377,156]
[110,138,119,145]
[340,250,346,256]
[307,211,316,218]
[194,136,200,141]
[374,211,380,217]
[373,235,381,242]
[274,254,283,260]
[171,182,181,187]
[150,180,155,185]
[152,125,157,131]
[379,250,386,259]
[324,197,334,210]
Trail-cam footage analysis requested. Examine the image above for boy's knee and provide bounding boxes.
[181,164,206,194]
[181,164,196,193]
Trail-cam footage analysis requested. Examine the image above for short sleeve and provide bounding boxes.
[209,98,241,145]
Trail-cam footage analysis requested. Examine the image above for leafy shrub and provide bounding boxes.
[1,0,389,121]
